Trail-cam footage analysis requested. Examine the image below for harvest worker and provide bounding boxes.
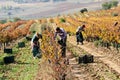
[76,24,85,45]
[31,32,42,59]
[54,27,67,57]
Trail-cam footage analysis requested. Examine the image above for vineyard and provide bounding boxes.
[0,5,120,80]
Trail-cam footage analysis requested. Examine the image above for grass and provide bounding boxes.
[30,22,42,34]
[0,39,40,80]
[67,42,87,57]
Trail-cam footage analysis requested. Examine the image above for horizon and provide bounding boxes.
[0,0,118,20]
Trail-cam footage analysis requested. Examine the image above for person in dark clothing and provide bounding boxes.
[31,32,42,59]
[54,27,67,57]
[76,25,85,45]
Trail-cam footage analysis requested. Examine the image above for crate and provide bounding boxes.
[4,56,15,64]
[78,54,94,64]
[4,48,12,54]
[18,42,25,48]
[86,54,94,63]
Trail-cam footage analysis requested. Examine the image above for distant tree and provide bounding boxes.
[80,8,88,13]
[102,2,111,10]
[102,0,119,10]
[110,0,119,7]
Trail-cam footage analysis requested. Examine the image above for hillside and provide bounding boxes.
[0,4,120,80]
[0,0,118,20]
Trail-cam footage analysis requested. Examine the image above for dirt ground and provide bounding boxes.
[67,36,120,80]
[35,36,120,80]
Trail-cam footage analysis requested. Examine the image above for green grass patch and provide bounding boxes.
[67,42,87,57]
[0,42,40,80]
[30,23,41,34]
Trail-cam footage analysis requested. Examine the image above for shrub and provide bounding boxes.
[102,2,112,10]
[110,0,119,7]
[0,20,7,24]
[102,0,119,10]
[112,12,118,16]
[94,40,103,47]
[32,31,36,33]
[60,18,66,23]
[80,8,88,13]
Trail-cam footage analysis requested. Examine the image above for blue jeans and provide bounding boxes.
[32,46,40,57]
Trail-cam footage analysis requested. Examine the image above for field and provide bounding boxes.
[0,1,120,80]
